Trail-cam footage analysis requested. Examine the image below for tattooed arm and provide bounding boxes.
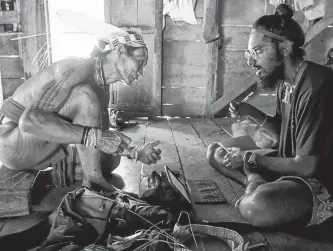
[18,58,96,144]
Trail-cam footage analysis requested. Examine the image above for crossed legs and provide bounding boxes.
[207,142,313,227]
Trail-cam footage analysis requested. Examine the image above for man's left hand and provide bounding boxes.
[138,140,162,165]
[223,147,245,170]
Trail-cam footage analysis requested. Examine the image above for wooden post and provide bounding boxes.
[208,73,258,116]
[203,0,220,117]
[19,0,48,79]
[153,0,163,116]
[0,68,3,105]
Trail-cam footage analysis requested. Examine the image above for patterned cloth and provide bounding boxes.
[278,176,333,226]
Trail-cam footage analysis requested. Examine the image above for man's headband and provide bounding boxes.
[251,29,288,42]
[103,33,145,52]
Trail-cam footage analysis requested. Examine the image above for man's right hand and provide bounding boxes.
[229,102,255,119]
[137,140,162,165]
[229,102,240,119]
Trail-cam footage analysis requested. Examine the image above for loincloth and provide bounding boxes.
[51,144,78,187]
[0,97,25,123]
[278,176,333,226]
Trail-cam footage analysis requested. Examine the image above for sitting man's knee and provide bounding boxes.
[239,189,276,227]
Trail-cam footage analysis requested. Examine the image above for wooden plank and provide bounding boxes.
[213,117,234,137]
[152,0,163,116]
[189,118,270,249]
[189,118,230,147]
[0,34,19,55]
[20,0,48,79]
[0,57,24,78]
[107,0,138,26]
[307,27,333,65]
[219,50,252,74]
[162,87,205,105]
[189,118,244,201]
[109,104,158,118]
[221,26,251,50]
[0,70,3,104]
[112,119,147,193]
[0,166,37,218]
[202,0,220,118]
[169,118,245,222]
[163,16,203,42]
[0,10,19,24]
[204,40,219,116]
[2,78,25,99]
[138,0,155,27]
[163,41,206,66]
[208,73,258,116]
[219,50,254,94]
[162,104,204,117]
[142,118,182,175]
[223,71,256,95]
[202,0,219,43]
[0,190,30,217]
[220,0,265,25]
[163,64,206,88]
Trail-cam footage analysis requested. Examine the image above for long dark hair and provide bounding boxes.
[253,4,305,61]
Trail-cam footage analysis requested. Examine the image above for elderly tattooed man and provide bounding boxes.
[207,4,333,227]
[0,11,161,191]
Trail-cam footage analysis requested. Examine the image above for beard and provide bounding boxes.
[257,63,284,91]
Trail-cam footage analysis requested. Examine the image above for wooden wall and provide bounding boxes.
[104,0,163,117]
[217,0,277,115]
[0,12,24,103]
[161,0,278,117]
[162,11,206,117]
[0,0,48,104]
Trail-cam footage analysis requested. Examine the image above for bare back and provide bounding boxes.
[0,57,109,170]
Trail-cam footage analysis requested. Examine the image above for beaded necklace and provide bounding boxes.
[282,60,305,104]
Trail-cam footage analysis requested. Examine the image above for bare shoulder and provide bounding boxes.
[57,82,102,120]
[70,83,101,108]
[52,57,95,79]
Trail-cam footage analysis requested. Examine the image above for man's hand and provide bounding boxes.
[138,140,162,165]
[229,102,255,119]
[223,147,244,170]
[229,102,241,119]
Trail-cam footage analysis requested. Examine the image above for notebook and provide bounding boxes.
[164,165,226,206]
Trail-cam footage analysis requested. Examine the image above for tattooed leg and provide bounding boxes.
[71,84,119,191]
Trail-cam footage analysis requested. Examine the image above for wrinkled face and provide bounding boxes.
[115,46,148,86]
[247,32,284,90]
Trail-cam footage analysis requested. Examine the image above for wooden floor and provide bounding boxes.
[114,117,333,251]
